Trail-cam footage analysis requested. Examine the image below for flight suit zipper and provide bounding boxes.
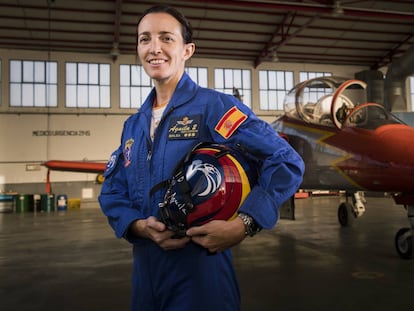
[146,138,152,161]
[146,106,175,161]
[147,106,175,207]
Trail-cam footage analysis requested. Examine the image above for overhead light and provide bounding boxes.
[110,42,120,59]
[332,0,344,17]
[272,51,279,62]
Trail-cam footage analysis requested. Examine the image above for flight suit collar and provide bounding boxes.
[140,72,199,115]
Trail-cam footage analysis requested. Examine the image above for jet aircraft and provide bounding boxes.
[271,76,414,259]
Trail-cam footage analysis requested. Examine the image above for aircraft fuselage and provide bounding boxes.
[273,115,414,193]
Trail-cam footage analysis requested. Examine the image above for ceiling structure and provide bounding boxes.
[0,0,414,69]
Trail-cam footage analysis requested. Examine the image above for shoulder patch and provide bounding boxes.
[124,138,134,167]
[215,106,247,139]
[103,149,122,177]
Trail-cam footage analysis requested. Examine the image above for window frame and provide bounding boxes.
[258,70,294,111]
[214,68,252,108]
[299,71,332,82]
[185,66,208,88]
[9,59,58,108]
[65,61,110,108]
[119,64,153,109]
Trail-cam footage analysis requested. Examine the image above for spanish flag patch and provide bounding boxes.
[215,106,247,139]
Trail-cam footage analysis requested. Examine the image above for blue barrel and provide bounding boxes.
[41,194,55,212]
[0,194,15,213]
[56,194,68,211]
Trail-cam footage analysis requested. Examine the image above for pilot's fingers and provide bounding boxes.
[160,236,191,251]
[186,224,209,237]
[146,216,167,232]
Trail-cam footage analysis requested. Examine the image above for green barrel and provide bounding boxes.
[41,194,55,212]
[16,194,33,213]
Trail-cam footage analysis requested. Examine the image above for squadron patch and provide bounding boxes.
[103,148,123,177]
[106,154,117,171]
[215,106,247,139]
[124,138,134,167]
[168,115,200,139]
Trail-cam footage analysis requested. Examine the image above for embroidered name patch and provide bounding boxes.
[215,106,247,139]
[168,115,200,139]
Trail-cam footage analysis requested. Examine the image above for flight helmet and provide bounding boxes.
[158,142,259,236]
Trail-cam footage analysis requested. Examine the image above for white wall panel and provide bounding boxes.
[0,114,127,185]
[0,114,48,161]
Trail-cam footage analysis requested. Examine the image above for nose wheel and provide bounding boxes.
[395,228,414,259]
[337,191,366,227]
[394,204,414,259]
[338,202,355,226]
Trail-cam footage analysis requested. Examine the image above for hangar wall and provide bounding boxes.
[0,113,126,199]
[0,48,401,202]
[0,114,125,183]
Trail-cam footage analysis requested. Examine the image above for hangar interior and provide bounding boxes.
[1,1,414,310]
[0,0,414,199]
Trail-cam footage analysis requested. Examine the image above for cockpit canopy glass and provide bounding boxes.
[283,77,368,128]
[343,104,404,130]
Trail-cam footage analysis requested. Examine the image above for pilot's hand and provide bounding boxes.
[186,218,246,253]
[130,216,190,250]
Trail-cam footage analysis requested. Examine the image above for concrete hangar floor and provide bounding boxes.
[1,195,413,311]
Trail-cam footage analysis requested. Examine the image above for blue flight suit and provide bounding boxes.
[99,72,304,310]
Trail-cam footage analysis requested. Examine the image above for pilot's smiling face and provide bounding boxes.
[137,12,194,85]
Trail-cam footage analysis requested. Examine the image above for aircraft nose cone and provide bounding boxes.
[377,125,414,165]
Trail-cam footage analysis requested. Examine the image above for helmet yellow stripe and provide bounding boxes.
[197,146,252,221]
[226,153,251,220]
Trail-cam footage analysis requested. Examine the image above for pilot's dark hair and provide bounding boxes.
[138,5,193,44]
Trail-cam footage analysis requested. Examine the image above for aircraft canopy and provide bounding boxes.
[282,76,402,129]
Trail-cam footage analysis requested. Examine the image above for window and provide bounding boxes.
[214,68,251,108]
[259,70,294,111]
[66,62,110,108]
[299,71,332,82]
[186,67,208,87]
[0,60,2,106]
[410,76,414,111]
[9,60,57,107]
[120,64,152,109]
[299,72,333,103]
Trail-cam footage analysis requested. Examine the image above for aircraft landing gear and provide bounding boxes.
[338,191,366,227]
[338,202,354,226]
[395,205,414,259]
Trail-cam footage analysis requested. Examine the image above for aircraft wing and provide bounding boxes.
[43,160,106,173]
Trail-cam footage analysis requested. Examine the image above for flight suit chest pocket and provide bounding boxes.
[167,114,201,140]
